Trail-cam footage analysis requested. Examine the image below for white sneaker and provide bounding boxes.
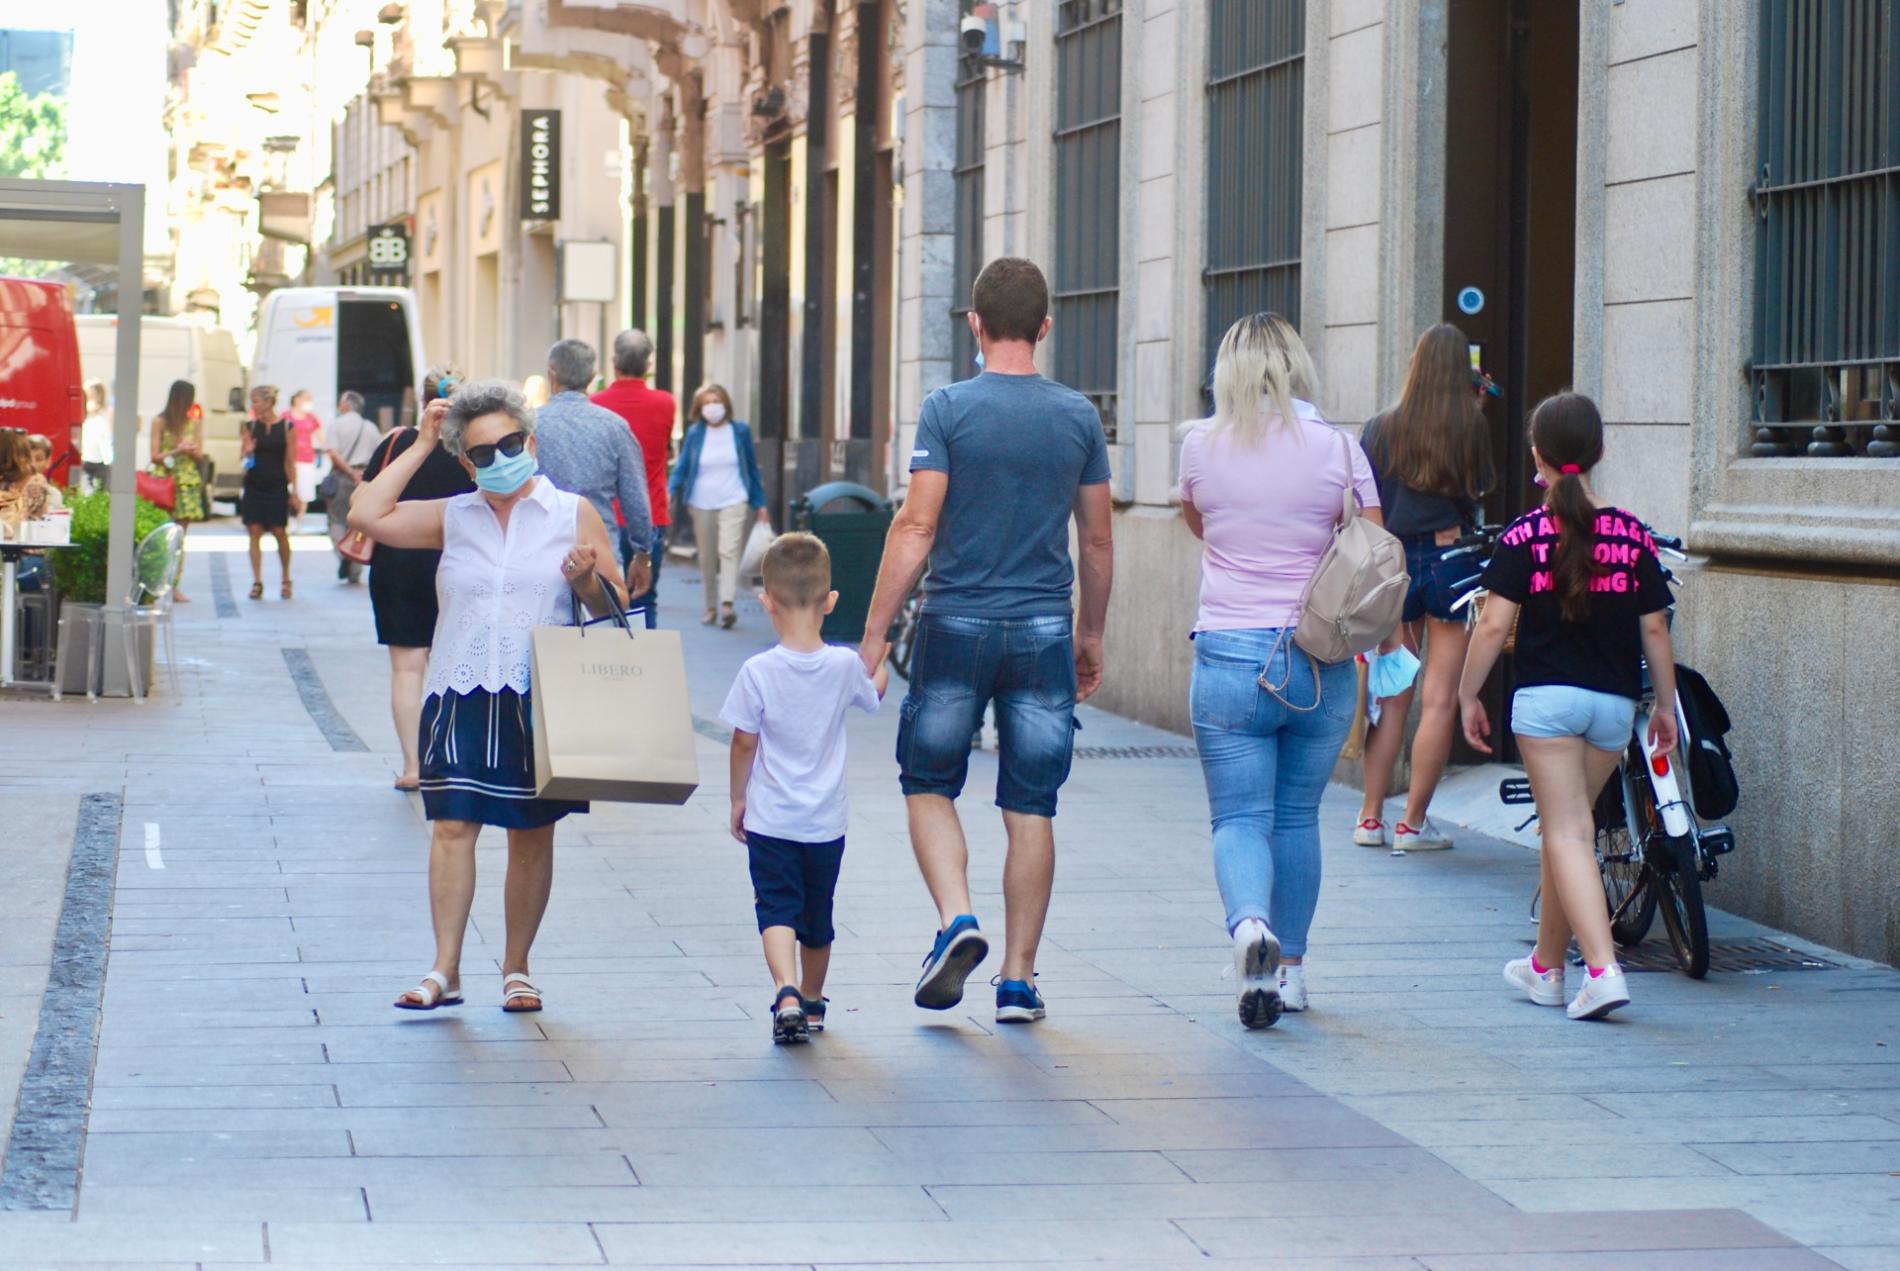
[1567,963,1632,1020]
[1232,919,1282,1030]
[1278,963,1308,1012]
[1503,955,1566,1007]
[1352,818,1387,847]
[1395,817,1454,851]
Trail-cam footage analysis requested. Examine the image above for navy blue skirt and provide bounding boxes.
[419,687,589,829]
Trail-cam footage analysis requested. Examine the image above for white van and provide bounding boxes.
[76,315,248,503]
[251,287,426,447]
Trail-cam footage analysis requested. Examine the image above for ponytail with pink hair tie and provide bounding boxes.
[1559,463,1582,475]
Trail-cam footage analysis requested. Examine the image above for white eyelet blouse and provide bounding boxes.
[424,476,583,698]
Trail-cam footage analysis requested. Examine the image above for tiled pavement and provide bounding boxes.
[0,522,1894,1269]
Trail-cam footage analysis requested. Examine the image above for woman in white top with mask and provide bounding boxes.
[349,379,625,1015]
[668,383,770,629]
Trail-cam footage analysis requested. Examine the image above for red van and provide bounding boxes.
[0,278,84,486]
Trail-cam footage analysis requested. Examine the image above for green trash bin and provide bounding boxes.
[792,481,893,643]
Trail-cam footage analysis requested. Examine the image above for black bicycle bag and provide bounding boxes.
[1675,664,1738,820]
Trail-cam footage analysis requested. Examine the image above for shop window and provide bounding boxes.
[1204,0,1304,387]
[951,58,986,382]
[1751,0,1900,457]
[1052,0,1122,440]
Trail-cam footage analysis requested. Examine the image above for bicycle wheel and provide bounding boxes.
[888,593,920,681]
[1594,769,1656,946]
[1654,836,1710,979]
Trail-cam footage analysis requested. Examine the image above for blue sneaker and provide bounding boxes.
[914,915,989,1010]
[994,976,1045,1024]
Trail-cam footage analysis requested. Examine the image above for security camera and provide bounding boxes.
[960,15,987,55]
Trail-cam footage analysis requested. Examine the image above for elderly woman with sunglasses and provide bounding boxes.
[349,379,626,1014]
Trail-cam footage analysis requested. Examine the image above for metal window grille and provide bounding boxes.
[1053,0,1122,441]
[1751,0,1900,457]
[1204,0,1305,387]
[951,61,987,383]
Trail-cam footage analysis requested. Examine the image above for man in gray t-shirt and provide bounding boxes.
[860,257,1115,1025]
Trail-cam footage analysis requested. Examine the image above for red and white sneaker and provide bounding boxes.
[1352,818,1387,847]
[1395,817,1454,851]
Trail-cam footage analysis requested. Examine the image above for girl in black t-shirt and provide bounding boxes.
[1458,392,1679,1022]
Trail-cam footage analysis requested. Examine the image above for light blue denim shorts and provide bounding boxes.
[1511,684,1638,752]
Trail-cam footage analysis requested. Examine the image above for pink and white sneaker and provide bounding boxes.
[1353,818,1387,847]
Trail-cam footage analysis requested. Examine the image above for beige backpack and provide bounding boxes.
[1293,430,1409,664]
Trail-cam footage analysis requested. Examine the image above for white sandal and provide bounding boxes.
[394,970,463,1011]
[501,973,543,1013]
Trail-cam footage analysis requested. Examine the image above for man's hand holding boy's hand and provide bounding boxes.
[872,660,890,699]
[728,801,747,844]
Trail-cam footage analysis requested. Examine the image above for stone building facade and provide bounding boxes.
[909,0,1899,966]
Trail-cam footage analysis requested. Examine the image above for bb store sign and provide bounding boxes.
[521,109,561,221]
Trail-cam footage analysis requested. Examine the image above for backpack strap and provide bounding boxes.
[1334,428,1357,527]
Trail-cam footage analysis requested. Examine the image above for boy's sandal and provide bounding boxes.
[772,986,808,1045]
[801,995,828,1034]
[501,973,544,1013]
[248,582,263,600]
[394,971,463,1011]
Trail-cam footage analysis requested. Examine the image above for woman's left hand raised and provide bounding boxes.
[561,543,599,587]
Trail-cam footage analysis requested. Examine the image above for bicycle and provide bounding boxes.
[1453,524,1737,980]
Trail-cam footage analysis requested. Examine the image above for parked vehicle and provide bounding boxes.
[251,286,424,440]
[75,315,247,504]
[0,278,85,486]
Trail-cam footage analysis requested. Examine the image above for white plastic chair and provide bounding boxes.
[88,522,184,704]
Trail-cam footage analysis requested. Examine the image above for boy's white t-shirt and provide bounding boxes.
[719,644,881,842]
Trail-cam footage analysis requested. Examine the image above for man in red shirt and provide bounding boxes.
[593,329,677,626]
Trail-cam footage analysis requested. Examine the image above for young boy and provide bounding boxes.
[721,533,886,1044]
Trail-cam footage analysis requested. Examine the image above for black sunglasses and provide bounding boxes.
[465,431,528,468]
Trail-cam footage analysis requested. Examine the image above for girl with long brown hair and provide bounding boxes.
[151,379,206,602]
[1354,323,1494,851]
[1459,392,1677,1020]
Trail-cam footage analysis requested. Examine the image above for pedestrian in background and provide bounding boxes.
[532,339,654,603]
[669,383,767,629]
[286,388,325,529]
[325,390,381,584]
[239,385,299,601]
[1463,392,1676,1022]
[1354,324,1495,852]
[361,366,474,792]
[722,534,886,1043]
[80,379,112,492]
[1178,312,1390,1029]
[348,381,626,1014]
[592,328,676,627]
[150,380,207,602]
[858,256,1114,1026]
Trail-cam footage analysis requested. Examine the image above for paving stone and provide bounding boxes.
[265,1220,605,1264]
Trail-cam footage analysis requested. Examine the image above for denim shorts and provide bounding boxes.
[896,613,1078,817]
[1512,684,1638,752]
[746,831,846,947]
[1402,534,1475,624]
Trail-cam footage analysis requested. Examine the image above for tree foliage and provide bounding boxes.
[0,70,66,180]
[0,71,68,278]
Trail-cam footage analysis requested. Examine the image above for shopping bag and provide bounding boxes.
[738,518,775,583]
[530,578,699,804]
[337,528,375,565]
[136,469,176,510]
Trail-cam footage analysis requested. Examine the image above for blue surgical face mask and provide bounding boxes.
[472,445,537,495]
[974,349,985,372]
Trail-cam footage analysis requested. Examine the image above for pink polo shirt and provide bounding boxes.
[1178,399,1381,633]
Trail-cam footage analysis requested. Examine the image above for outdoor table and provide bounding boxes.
[0,540,74,690]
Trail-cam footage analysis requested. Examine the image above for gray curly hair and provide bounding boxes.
[441,378,535,458]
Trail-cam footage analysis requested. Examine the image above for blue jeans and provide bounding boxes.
[1190,628,1356,956]
[620,524,665,629]
[897,613,1078,817]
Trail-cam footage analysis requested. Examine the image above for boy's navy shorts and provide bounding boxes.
[745,831,846,947]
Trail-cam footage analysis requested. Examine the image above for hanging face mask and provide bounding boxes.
[974,349,986,372]
[472,445,537,495]
[701,402,728,425]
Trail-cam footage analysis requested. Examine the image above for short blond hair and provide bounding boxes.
[1212,311,1320,445]
[761,532,831,608]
